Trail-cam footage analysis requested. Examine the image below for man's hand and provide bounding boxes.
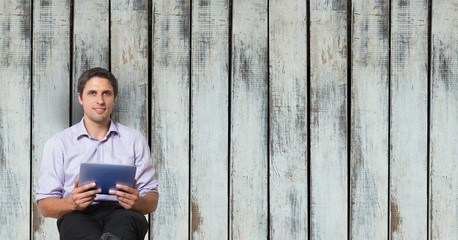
[108,182,158,214]
[36,180,101,218]
[69,179,101,211]
[109,182,139,210]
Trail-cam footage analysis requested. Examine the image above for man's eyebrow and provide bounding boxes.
[86,89,112,92]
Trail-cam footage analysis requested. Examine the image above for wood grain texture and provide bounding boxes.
[309,0,348,238]
[430,0,458,239]
[72,0,110,124]
[269,0,308,239]
[31,0,71,239]
[230,0,268,238]
[0,0,31,239]
[350,0,390,239]
[2,0,458,239]
[191,0,230,238]
[149,0,190,238]
[390,0,428,239]
[110,0,149,134]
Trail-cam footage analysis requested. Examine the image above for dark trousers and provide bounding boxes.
[57,202,148,240]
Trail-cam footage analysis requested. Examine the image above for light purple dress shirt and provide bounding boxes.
[36,119,158,202]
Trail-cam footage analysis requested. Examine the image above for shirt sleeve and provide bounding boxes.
[134,134,159,197]
[36,137,65,201]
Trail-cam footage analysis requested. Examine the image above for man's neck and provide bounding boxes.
[83,118,111,140]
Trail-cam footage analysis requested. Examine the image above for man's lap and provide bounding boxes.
[57,203,148,240]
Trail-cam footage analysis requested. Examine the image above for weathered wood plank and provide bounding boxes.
[230,0,268,238]
[72,0,110,124]
[309,0,348,238]
[0,0,31,239]
[390,0,429,239]
[191,0,230,238]
[350,0,390,239]
[110,0,149,134]
[31,0,71,239]
[110,3,149,239]
[149,0,190,238]
[430,0,458,239]
[269,0,308,239]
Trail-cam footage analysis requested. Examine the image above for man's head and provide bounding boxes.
[77,67,118,127]
[77,67,118,99]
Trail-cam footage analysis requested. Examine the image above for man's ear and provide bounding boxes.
[77,93,83,105]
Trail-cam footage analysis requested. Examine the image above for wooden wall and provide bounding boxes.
[0,0,457,239]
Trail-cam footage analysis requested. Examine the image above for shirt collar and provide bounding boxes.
[75,118,119,140]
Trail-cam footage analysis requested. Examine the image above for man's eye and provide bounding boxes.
[88,92,96,96]
[103,92,112,96]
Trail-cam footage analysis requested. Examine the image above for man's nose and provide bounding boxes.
[96,94,105,104]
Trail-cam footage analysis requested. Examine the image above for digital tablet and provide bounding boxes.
[79,163,137,194]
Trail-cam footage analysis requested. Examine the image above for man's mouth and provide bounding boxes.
[93,107,106,114]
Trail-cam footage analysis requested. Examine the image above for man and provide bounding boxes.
[36,67,159,240]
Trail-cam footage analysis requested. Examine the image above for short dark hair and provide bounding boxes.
[77,67,118,98]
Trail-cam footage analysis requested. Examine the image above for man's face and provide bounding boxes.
[78,77,116,126]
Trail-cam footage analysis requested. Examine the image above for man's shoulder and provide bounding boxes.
[46,123,81,143]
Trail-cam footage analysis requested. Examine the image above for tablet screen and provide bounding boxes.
[79,163,137,195]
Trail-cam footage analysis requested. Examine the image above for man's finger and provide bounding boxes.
[82,187,101,196]
[109,189,127,197]
[115,184,136,193]
[74,182,98,195]
[80,182,97,191]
